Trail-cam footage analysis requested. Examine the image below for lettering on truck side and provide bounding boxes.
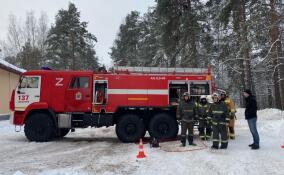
[55,78,64,86]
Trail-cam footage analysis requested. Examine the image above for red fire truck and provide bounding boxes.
[9,66,215,142]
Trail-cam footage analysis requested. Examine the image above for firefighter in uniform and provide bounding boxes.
[220,91,236,139]
[209,93,230,149]
[197,95,212,140]
[179,92,198,146]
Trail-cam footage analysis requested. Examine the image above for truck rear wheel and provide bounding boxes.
[115,114,145,143]
[24,113,56,142]
[149,113,178,139]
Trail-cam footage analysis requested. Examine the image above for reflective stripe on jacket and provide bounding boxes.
[209,101,229,123]
[198,104,209,120]
[224,97,236,113]
[179,100,198,121]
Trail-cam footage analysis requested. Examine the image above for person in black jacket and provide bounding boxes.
[243,89,260,150]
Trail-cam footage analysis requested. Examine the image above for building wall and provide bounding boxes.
[0,68,20,114]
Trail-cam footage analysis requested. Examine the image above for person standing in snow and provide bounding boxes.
[197,95,212,140]
[243,89,260,150]
[209,93,230,149]
[179,92,198,147]
[220,91,237,139]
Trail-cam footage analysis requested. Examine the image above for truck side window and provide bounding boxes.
[69,77,89,89]
[19,77,39,88]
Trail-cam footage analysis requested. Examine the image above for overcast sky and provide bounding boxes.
[0,0,156,66]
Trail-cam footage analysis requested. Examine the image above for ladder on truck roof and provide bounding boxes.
[114,66,211,75]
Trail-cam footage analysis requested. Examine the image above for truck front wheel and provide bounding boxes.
[149,113,178,139]
[115,114,145,143]
[24,113,56,142]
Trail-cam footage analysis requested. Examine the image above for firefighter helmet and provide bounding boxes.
[212,92,220,98]
[219,89,227,95]
[183,92,190,96]
[200,95,207,99]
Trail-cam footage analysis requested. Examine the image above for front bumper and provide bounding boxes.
[10,111,25,125]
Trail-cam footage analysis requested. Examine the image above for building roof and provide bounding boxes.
[0,59,26,75]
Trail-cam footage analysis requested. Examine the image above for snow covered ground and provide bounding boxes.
[0,108,284,175]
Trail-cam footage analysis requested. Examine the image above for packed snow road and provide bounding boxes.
[0,109,284,175]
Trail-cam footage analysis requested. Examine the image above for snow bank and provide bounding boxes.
[257,108,284,120]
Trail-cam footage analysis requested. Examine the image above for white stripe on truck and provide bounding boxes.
[108,89,168,95]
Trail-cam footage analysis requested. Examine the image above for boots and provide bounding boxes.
[229,127,235,139]
[251,144,259,150]
[199,132,206,140]
[199,127,205,140]
[206,129,212,140]
[248,143,254,147]
[220,142,228,149]
[211,145,218,149]
[188,136,196,146]
[212,141,219,149]
[180,136,186,147]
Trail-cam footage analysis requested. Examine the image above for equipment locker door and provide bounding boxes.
[65,76,92,112]
[93,80,107,103]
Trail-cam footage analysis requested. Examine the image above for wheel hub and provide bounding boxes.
[125,123,136,135]
[157,122,169,134]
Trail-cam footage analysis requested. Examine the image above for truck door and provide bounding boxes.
[93,80,108,112]
[15,76,41,111]
[65,76,92,112]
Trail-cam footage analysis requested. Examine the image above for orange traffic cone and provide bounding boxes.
[136,139,146,159]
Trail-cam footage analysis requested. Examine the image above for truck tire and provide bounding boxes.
[24,113,56,142]
[149,113,178,139]
[57,128,70,138]
[115,114,145,143]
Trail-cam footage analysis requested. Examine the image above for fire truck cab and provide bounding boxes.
[10,67,215,142]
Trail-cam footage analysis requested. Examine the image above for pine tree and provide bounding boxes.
[110,11,141,66]
[156,0,206,67]
[45,3,98,70]
[16,40,41,70]
[137,9,161,66]
[219,0,254,91]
